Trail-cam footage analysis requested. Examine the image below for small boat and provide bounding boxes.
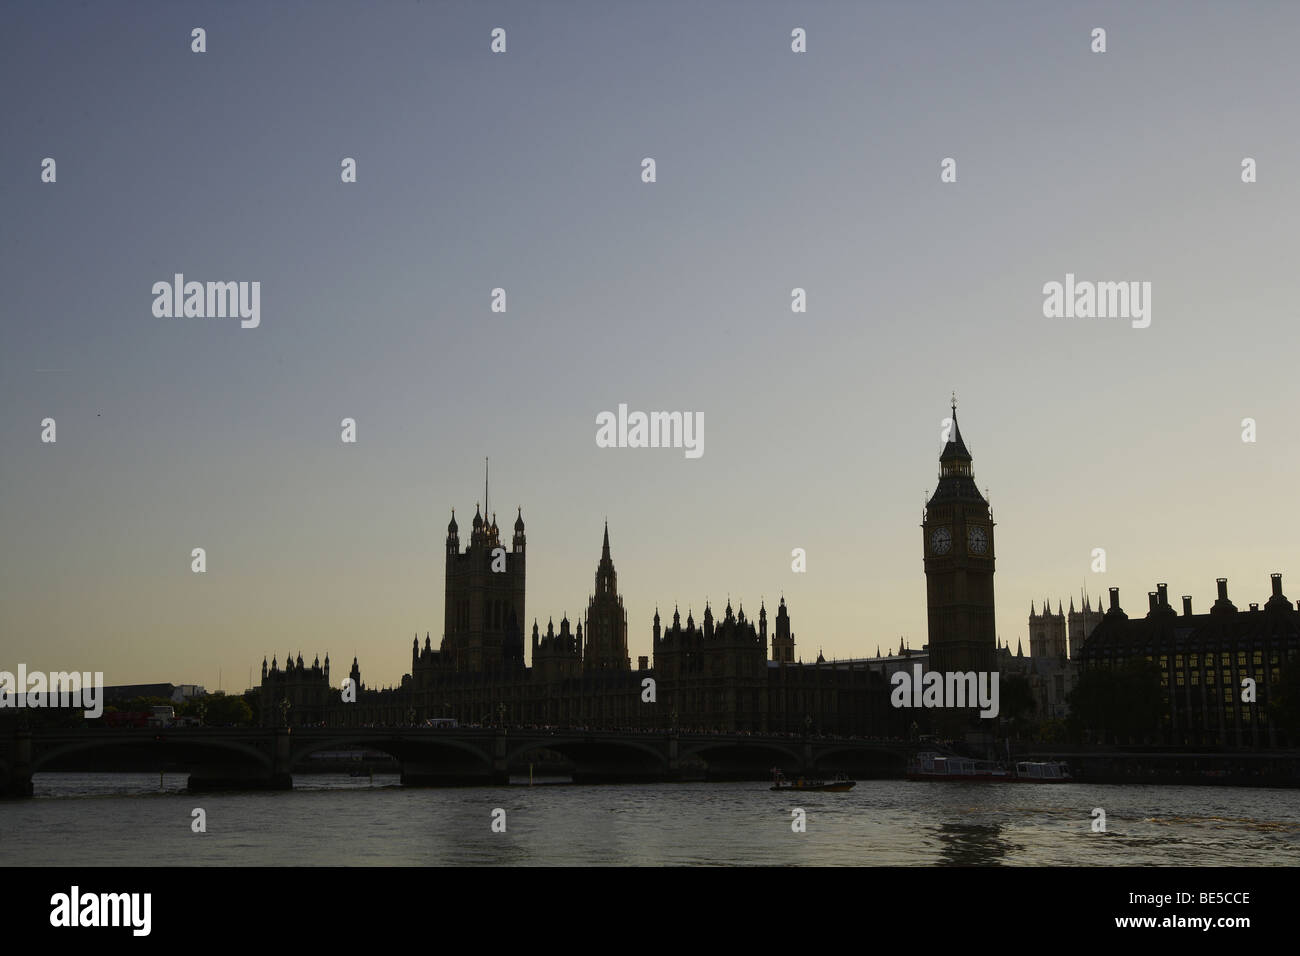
[770,769,855,792]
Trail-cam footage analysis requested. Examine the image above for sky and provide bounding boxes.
[2,0,1297,693]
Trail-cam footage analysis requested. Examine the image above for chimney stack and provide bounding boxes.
[1250,603,1259,612]
[1109,587,1120,612]
[1148,592,1159,614]
[1182,596,1193,616]
[1212,577,1237,615]
[1157,583,1169,606]
[1272,573,1284,598]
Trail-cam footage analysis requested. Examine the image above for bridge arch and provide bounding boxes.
[810,744,907,774]
[681,739,802,763]
[680,738,804,778]
[504,735,665,767]
[33,735,274,773]
[289,734,493,770]
[505,735,668,781]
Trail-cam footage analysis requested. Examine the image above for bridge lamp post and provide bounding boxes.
[279,698,290,730]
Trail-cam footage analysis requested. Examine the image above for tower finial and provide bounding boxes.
[484,457,489,520]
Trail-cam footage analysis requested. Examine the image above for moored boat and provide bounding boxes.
[1012,760,1071,782]
[906,751,1071,783]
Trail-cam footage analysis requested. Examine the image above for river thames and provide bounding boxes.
[4,773,1300,866]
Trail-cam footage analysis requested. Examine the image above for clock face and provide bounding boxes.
[968,526,988,554]
[930,527,952,555]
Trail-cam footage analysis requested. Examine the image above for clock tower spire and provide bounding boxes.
[923,399,996,677]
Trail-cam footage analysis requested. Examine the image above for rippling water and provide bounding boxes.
[5,773,1300,865]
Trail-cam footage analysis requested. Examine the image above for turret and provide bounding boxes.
[771,596,795,663]
[512,507,526,554]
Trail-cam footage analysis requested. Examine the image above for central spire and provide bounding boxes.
[941,394,971,466]
[602,519,610,560]
[928,398,985,505]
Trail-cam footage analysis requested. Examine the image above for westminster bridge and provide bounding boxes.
[0,726,914,796]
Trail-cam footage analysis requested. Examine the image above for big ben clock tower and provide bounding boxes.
[923,398,996,676]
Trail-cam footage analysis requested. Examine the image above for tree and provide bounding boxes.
[1036,718,1067,745]
[203,693,253,726]
[1000,675,1036,744]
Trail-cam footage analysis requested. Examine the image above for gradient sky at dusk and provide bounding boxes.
[2,1,1297,691]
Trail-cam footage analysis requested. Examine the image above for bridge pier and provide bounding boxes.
[665,734,682,782]
[0,731,34,798]
[493,731,510,782]
[186,728,294,792]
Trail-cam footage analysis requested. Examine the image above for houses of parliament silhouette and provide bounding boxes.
[257,406,990,735]
[257,406,1300,748]
[260,506,897,734]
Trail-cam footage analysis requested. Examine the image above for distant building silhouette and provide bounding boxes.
[1076,576,1300,747]
[258,518,899,736]
[1029,601,1067,660]
[1068,595,1103,661]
